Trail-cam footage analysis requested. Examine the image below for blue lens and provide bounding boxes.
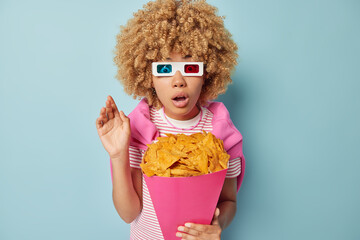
[157,64,172,74]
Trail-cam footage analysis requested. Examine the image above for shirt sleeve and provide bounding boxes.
[226,157,241,178]
[129,145,143,169]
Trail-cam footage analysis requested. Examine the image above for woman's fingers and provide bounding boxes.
[119,111,130,126]
[96,117,103,129]
[177,226,199,237]
[96,107,108,130]
[211,208,220,225]
[96,96,126,131]
[102,95,118,121]
[100,107,109,124]
[109,96,121,118]
[106,99,114,120]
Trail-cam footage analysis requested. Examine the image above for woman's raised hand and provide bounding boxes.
[96,95,131,160]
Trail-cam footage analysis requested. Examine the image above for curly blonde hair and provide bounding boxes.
[113,0,238,108]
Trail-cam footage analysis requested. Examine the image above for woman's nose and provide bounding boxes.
[172,70,187,88]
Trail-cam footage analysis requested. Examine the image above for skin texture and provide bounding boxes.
[96,54,237,239]
[152,52,204,120]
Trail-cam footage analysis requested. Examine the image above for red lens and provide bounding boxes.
[184,64,199,73]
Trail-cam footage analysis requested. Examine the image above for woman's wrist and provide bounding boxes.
[109,145,129,158]
[110,149,129,165]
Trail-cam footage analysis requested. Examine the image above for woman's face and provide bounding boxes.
[152,52,204,120]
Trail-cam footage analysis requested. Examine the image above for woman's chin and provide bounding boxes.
[165,101,200,120]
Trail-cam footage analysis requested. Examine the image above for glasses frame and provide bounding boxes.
[152,62,204,77]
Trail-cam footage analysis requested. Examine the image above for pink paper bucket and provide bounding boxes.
[144,169,227,240]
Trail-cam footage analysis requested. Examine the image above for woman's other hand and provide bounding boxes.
[176,208,222,240]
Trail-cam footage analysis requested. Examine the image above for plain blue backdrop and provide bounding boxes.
[1,0,359,239]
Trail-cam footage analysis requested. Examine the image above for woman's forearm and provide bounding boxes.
[217,200,237,230]
[111,151,141,223]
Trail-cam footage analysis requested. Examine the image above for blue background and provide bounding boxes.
[1,0,359,239]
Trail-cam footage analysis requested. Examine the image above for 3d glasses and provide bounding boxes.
[152,62,204,77]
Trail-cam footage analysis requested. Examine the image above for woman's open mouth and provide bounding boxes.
[172,94,189,108]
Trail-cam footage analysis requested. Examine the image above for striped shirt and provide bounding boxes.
[129,106,241,239]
